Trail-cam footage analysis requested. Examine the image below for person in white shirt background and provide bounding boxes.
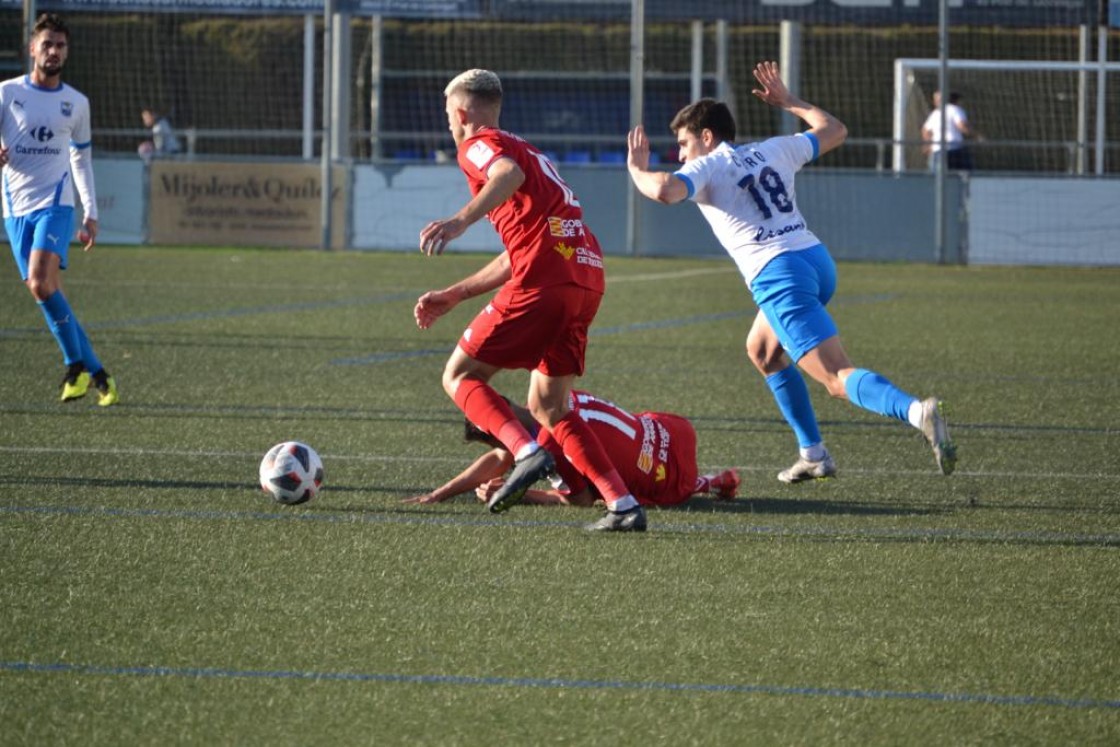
[921,90,974,171]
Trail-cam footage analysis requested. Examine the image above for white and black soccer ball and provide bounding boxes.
[259,441,324,505]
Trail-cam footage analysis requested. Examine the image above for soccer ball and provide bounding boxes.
[259,441,323,505]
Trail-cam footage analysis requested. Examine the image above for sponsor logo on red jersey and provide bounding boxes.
[548,216,585,238]
[575,245,604,269]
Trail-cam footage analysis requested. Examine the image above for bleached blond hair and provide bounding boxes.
[444,69,503,104]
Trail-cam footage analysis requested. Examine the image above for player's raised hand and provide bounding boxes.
[0,146,9,168]
[627,125,651,171]
[750,61,792,108]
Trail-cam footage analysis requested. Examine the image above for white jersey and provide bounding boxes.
[921,104,969,152]
[0,75,96,220]
[674,134,821,289]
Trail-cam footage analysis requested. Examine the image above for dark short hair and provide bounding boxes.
[463,418,504,449]
[669,98,736,143]
[33,13,69,41]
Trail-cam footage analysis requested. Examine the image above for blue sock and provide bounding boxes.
[844,368,915,423]
[74,319,103,375]
[38,291,83,366]
[766,366,822,448]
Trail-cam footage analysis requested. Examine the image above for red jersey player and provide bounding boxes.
[414,68,646,531]
[402,391,741,508]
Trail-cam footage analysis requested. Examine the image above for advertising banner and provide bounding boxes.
[493,0,1099,27]
[3,0,1096,24]
[148,161,346,248]
[2,0,481,15]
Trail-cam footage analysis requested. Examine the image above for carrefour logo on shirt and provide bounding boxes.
[16,125,61,156]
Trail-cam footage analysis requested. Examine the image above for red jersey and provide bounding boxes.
[457,128,605,293]
[539,391,700,507]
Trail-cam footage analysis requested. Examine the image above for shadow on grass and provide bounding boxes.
[672,496,944,517]
[320,493,942,520]
[0,475,381,494]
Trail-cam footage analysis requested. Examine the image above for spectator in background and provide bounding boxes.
[921,90,973,171]
[138,106,180,161]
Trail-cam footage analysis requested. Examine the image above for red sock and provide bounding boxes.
[453,379,534,456]
[550,411,630,502]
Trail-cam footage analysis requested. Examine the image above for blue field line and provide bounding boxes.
[4,503,1119,547]
[326,311,752,366]
[590,309,750,336]
[331,347,453,366]
[1,660,1115,710]
[591,293,895,336]
[80,291,416,331]
[327,293,897,365]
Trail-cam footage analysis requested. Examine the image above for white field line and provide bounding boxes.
[608,267,729,283]
[60,266,730,291]
[0,445,1115,480]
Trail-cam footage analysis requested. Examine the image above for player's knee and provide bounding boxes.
[823,376,848,399]
[745,340,783,375]
[528,401,553,428]
[745,346,769,373]
[528,399,564,429]
[440,369,460,399]
[25,276,54,301]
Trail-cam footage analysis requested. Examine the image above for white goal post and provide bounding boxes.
[893,58,1120,174]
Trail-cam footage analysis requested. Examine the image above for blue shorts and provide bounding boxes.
[5,206,75,281]
[750,244,839,362]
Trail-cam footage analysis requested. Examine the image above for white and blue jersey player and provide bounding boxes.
[1,13,117,405]
[627,60,954,480]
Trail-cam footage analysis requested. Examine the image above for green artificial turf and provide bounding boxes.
[1,247,1117,744]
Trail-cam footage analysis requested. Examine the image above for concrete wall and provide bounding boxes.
[84,159,146,245]
[351,163,968,263]
[92,157,1120,267]
[967,177,1120,266]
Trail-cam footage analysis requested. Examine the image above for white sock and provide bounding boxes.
[906,400,923,429]
[514,442,539,461]
[800,443,827,462]
[608,495,639,512]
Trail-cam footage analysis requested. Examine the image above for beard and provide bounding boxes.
[37,57,64,77]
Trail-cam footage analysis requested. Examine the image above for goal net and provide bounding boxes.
[894,58,1120,173]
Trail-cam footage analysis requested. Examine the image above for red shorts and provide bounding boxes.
[459,284,602,376]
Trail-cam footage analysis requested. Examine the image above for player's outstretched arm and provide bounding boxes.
[414,252,512,330]
[475,478,597,507]
[627,125,689,205]
[419,157,524,255]
[750,60,847,156]
[402,448,513,504]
